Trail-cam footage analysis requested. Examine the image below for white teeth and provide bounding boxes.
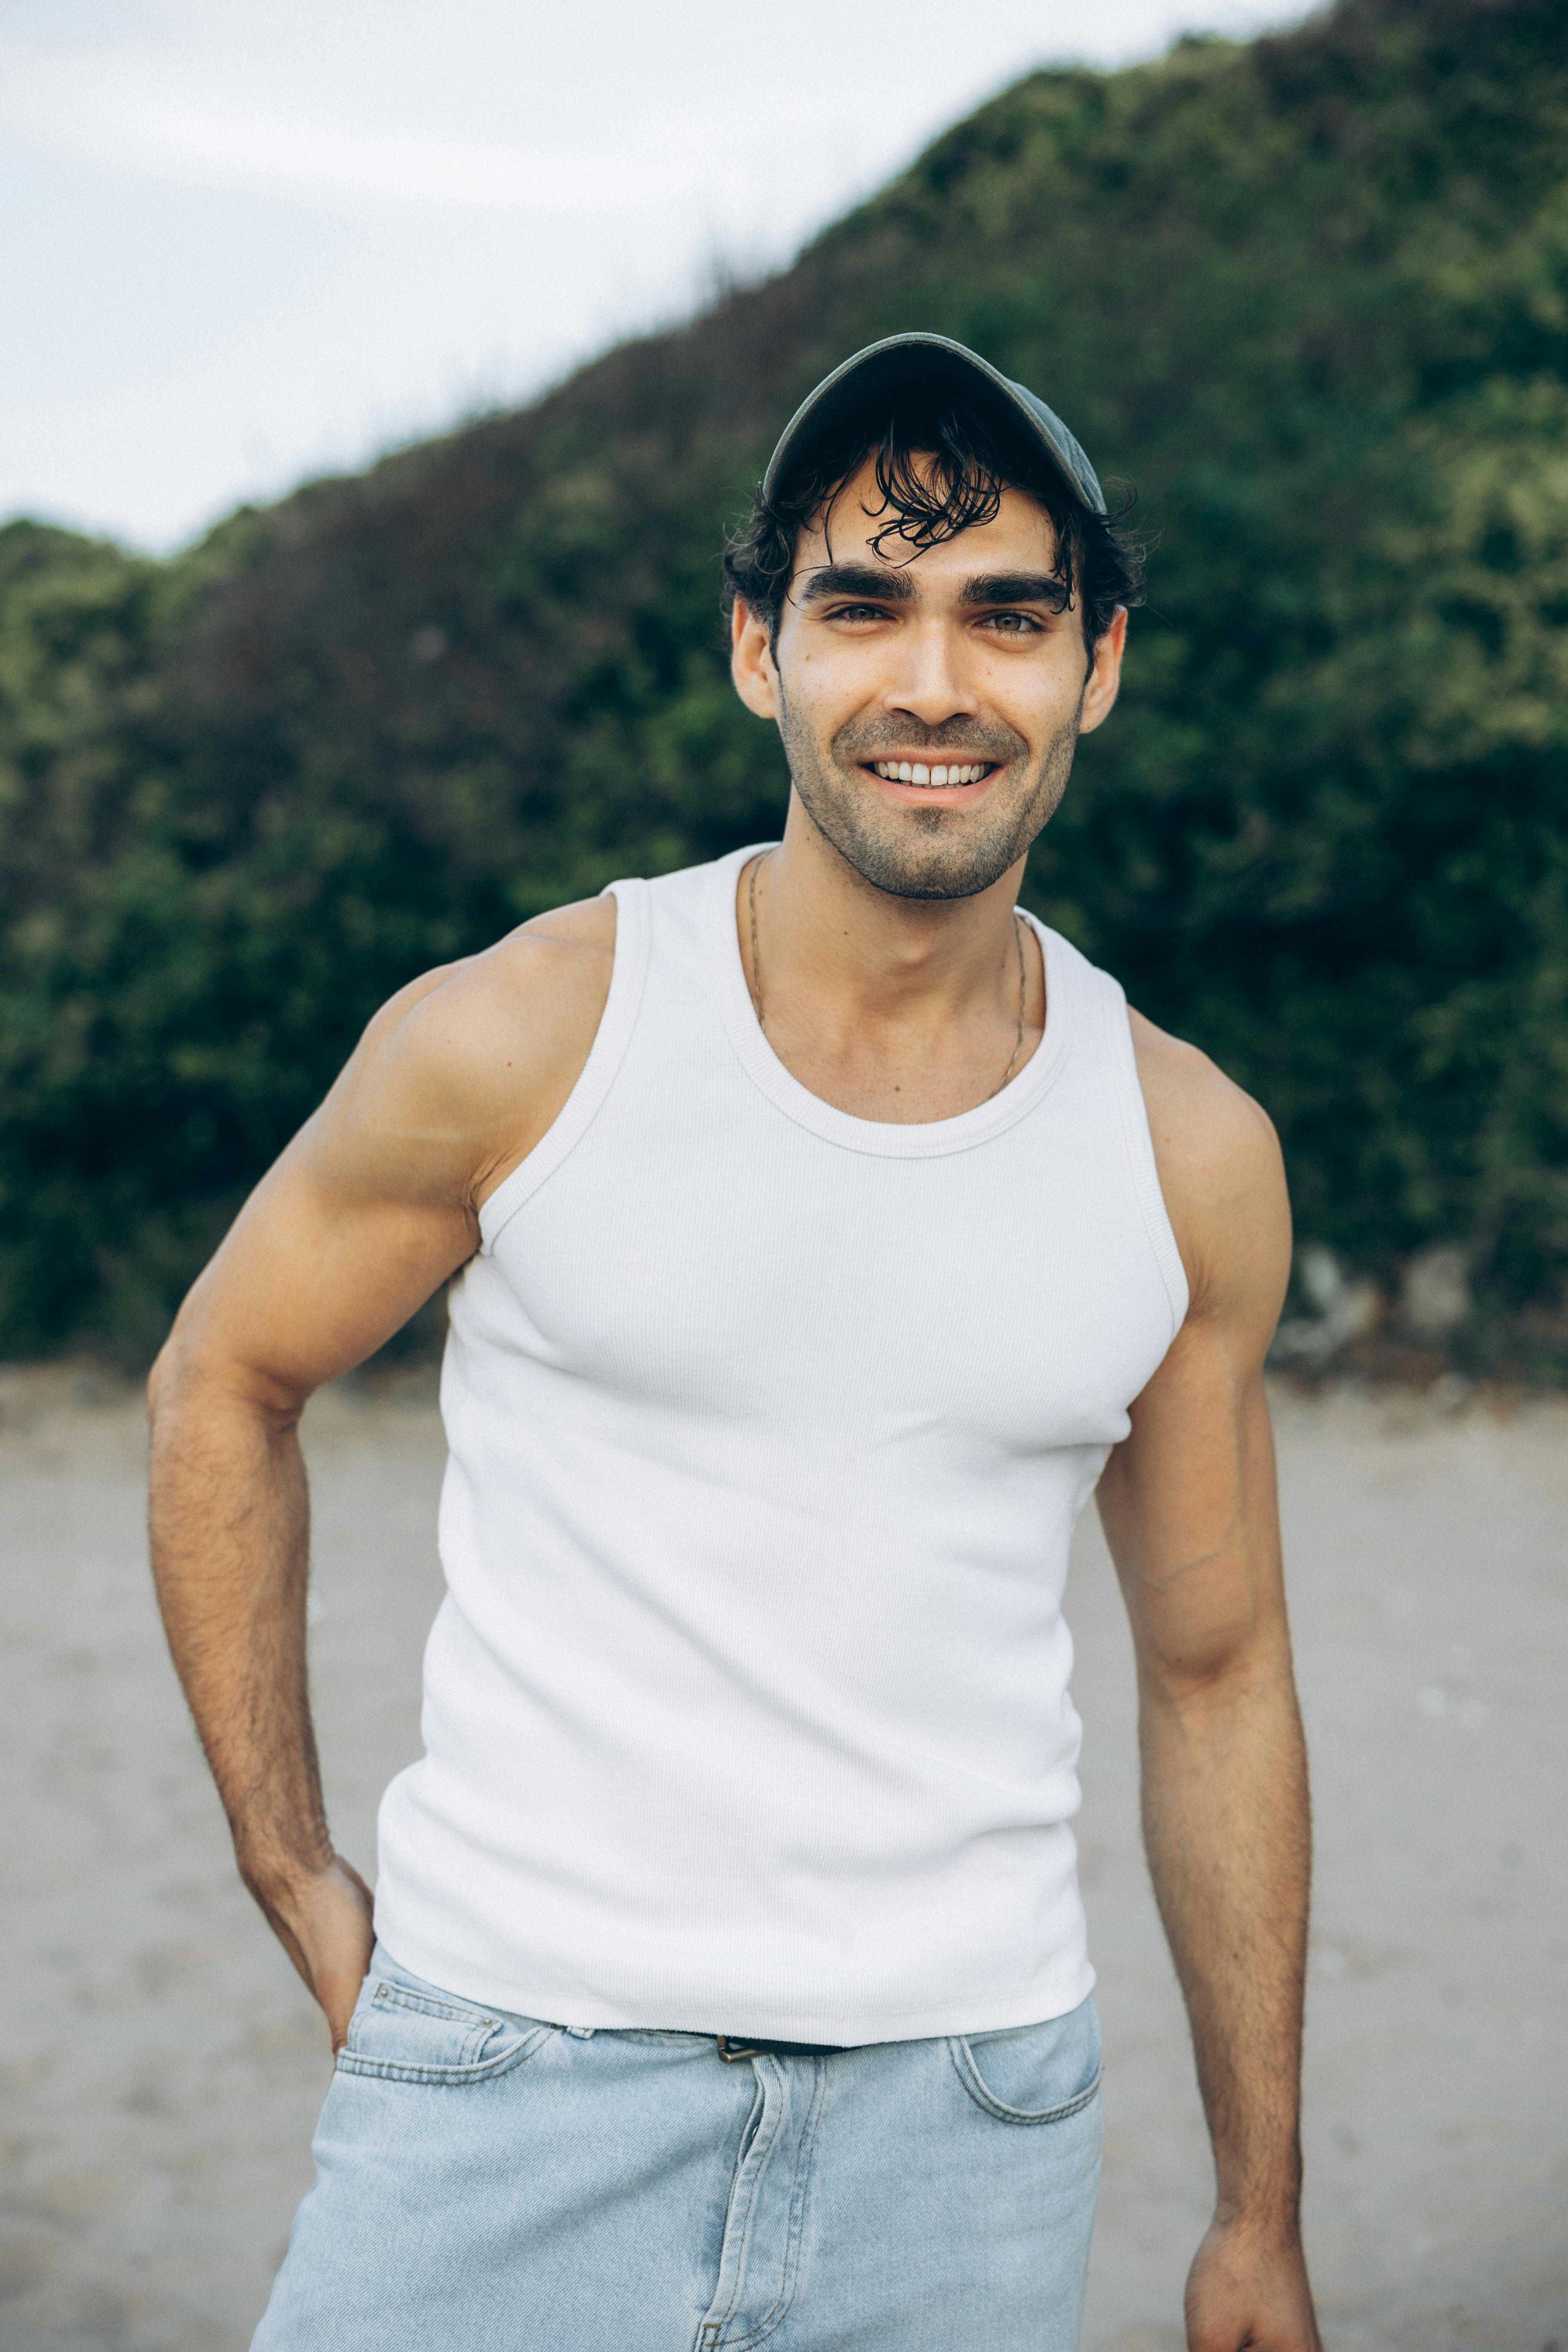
[872,760,990,785]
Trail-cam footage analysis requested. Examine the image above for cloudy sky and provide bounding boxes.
[3,0,1311,549]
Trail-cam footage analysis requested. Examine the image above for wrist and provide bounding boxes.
[1213,2135,1303,2240]
[1210,2195,1304,2246]
[236,1840,337,1914]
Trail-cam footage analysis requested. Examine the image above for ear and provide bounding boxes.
[731,598,781,720]
[1078,605,1128,737]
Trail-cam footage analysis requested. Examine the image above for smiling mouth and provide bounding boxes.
[865,760,996,787]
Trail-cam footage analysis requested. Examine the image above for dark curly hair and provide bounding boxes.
[722,390,1144,660]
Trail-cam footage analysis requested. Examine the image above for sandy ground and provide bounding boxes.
[1,1366,1564,2352]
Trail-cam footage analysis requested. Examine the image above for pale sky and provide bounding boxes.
[2,0,1312,550]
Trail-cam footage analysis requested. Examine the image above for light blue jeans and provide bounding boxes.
[252,1943,1102,2350]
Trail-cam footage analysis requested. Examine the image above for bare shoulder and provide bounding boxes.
[373,895,614,1078]
[1127,1006,1291,1326]
[319,894,618,1210]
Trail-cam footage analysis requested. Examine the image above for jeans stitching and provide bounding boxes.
[708,2056,827,2352]
[335,2022,557,2086]
[696,2055,788,2347]
[948,2034,1104,2125]
[355,1983,494,2068]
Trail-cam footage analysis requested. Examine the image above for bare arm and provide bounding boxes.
[147,901,614,2046]
[1096,1014,1320,2352]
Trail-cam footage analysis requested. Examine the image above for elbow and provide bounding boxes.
[147,1305,211,1432]
[1138,1622,1296,1717]
[147,1332,185,1432]
[146,1326,305,1443]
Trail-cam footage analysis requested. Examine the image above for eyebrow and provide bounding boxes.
[794,562,1070,610]
[959,571,1071,608]
[796,562,916,606]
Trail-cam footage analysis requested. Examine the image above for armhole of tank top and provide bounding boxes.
[1099,971,1190,1341]
[476,877,652,1253]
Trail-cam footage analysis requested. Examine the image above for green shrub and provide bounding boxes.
[4,0,1567,1366]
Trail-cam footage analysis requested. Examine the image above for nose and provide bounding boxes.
[882,618,979,731]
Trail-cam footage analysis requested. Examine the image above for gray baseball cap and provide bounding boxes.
[761,331,1106,518]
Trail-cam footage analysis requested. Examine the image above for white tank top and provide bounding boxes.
[374,844,1187,2041]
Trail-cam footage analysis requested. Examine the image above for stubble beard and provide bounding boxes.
[775,685,1084,903]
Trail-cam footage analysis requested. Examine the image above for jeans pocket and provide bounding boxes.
[337,1963,557,2086]
[948,1997,1103,2125]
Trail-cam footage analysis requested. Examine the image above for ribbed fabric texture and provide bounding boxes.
[374,845,1188,2041]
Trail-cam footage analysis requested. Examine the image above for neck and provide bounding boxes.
[739,792,1043,1126]
[762,790,1025,1015]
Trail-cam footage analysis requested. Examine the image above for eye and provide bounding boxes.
[827,602,892,625]
[980,610,1043,637]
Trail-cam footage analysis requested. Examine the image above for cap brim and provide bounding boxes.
[761,333,1106,517]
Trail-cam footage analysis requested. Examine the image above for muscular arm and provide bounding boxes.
[1096,1014,1320,2352]
[147,900,614,2046]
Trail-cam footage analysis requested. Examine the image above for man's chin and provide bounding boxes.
[827,825,1023,903]
[799,795,1023,903]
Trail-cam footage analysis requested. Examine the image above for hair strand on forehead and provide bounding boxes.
[857,417,1075,620]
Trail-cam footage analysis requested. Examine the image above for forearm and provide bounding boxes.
[147,1354,330,1905]
[1139,1643,1311,2230]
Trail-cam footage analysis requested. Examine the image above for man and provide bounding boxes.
[149,332,1320,2352]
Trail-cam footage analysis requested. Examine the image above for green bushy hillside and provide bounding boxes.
[4,0,1567,1367]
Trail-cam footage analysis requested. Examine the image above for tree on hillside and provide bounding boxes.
[3,0,1566,1368]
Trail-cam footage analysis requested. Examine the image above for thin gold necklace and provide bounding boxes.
[746,852,1029,1103]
